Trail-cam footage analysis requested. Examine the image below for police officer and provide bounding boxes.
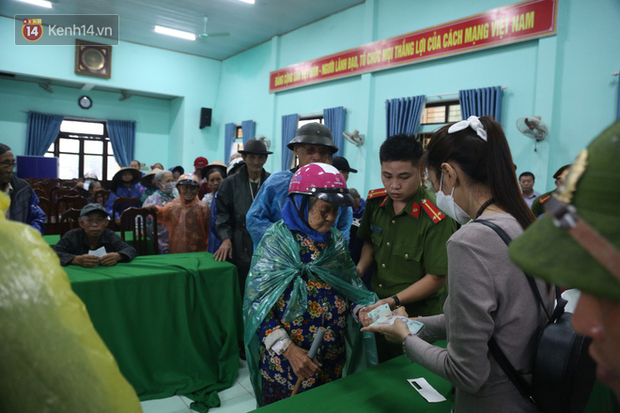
[246,123,353,248]
[509,121,620,402]
[530,164,570,217]
[357,134,456,361]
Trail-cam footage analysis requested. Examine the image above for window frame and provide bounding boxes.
[421,99,462,125]
[45,119,118,183]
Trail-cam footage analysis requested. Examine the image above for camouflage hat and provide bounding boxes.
[509,121,620,301]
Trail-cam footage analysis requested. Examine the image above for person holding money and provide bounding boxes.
[363,116,554,412]
[243,163,377,407]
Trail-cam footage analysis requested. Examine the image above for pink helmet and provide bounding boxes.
[289,163,353,206]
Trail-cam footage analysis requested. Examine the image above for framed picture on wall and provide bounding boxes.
[75,40,112,79]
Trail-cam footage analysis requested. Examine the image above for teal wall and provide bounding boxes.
[1,0,619,194]
[0,78,171,167]
[216,0,620,195]
[0,15,222,170]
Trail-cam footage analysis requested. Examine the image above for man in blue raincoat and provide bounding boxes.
[246,123,352,248]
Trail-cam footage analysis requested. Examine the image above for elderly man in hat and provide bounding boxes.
[105,167,143,221]
[152,174,210,254]
[246,123,353,248]
[509,121,620,401]
[53,203,137,267]
[214,138,271,293]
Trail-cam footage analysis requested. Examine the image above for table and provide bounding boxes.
[250,345,618,413]
[64,252,242,402]
[252,350,454,413]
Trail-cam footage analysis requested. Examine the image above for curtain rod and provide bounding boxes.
[384,86,508,102]
[299,107,347,118]
[21,110,137,123]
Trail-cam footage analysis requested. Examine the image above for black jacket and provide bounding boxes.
[8,175,46,234]
[215,165,270,274]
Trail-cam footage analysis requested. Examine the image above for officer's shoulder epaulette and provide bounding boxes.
[539,194,551,204]
[366,188,387,200]
[421,198,446,224]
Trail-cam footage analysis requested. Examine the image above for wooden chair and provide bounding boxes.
[32,185,48,200]
[54,195,87,224]
[119,207,159,255]
[94,189,111,206]
[110,196,142,230]
[59,208,82,237]
[49,188,80,223]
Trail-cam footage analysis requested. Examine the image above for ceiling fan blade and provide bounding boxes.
[206,32,230,37]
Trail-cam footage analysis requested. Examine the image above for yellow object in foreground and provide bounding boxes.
[0,192,141,412]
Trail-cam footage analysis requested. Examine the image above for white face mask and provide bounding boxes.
[435,172,471,225]
[161,182,175,194]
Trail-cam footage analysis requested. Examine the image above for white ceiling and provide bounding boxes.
[1,0,365,61]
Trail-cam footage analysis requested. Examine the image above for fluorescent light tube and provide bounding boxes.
[19,0,53,8]
[154,25,196,41]
[237,0,255,4]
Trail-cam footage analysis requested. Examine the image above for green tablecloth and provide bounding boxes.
[250,344,618,413]
[65,252,242,402]
[252,349,454,413]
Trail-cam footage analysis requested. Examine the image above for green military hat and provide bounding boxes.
[509,121,620,301]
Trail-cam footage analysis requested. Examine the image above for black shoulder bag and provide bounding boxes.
[474,220,596,413]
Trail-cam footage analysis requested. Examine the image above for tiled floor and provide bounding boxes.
[140,359,257,413]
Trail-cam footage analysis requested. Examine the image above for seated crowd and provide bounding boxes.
[2,118,619,411]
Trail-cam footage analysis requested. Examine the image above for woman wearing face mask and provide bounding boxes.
[363,116,554,412]
[143,169,177,254]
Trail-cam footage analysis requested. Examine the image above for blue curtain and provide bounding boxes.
[323,106,346,156]
[385,95,426,138]
[459,86,503,122]
[241,120,255,146]
[224,123,236,163]
[281,114,299,171]
[25,112,64,156]
[107,120,136,167]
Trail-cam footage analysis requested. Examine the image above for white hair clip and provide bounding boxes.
[448,116,487,141]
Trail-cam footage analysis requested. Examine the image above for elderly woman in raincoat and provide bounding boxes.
[244,163,378,407]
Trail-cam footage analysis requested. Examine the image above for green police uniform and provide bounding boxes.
[531,190,553,217]
[357,185,456,317]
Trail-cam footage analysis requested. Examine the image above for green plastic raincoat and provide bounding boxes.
[244,220,378,406]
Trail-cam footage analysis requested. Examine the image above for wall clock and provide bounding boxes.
[75,40,112,79]
[78,96,92,109]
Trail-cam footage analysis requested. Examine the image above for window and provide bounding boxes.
[298,115,323,129]
[421,100,462,125]
[45,119,120,181]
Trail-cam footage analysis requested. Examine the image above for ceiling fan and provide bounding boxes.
[198,17,230,39]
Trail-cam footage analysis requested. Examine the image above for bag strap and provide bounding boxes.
[472,219,566,406]
[488,337,536,404]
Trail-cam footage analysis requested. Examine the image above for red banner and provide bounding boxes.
[269,0,557,93]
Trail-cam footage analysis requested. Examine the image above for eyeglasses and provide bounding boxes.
[0,160,16,168]
[300,145,331,157]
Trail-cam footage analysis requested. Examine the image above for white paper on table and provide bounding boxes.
[407,378,447,403]
[88,246,107,257]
